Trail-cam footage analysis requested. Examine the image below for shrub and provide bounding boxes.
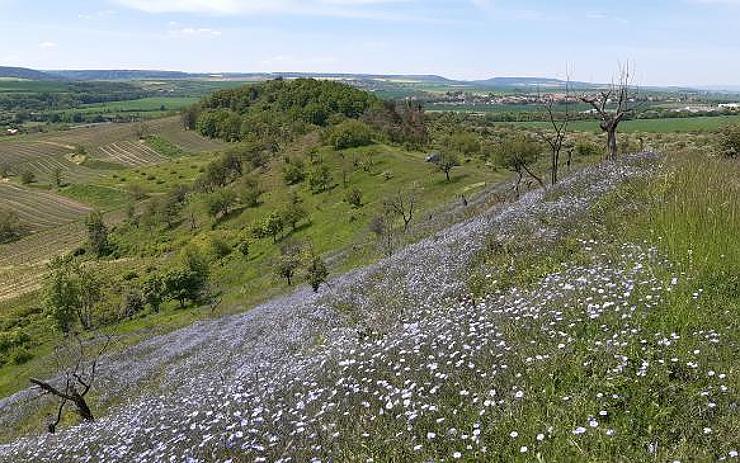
[10,347,33,365]
[121,289,145,318]
[324,120,375,150]
[283,158,306,185]
[308,164,333,193]
[20,169,35,185]
[210,235,233,259]
[345,187,363,208]
[0,208,25,244]
[718,124,740,158]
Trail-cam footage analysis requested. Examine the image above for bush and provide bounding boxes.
[0,208,25,244]
[574,140,601,158]
[10,347,33,365]
[210,235,233,259]
[283,158,306,185]
[345,187,363,208]
[20,169,35,185]
[324,120,375,150]
[308,164,333,193]
[718,124,740,158]
[121,289,145,318]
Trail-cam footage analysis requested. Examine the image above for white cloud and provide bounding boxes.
[38,41,58,49]
[113,0,413,17]
[168,27,223,37]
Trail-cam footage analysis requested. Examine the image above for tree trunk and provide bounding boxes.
[71,393,94,422]
[550,150,558,186]
[522,165,545,187]
[445,169,450,182]
[606,127,618,161]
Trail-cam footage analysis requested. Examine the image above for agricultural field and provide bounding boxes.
[510,114,740,133]
[0,183,90,230]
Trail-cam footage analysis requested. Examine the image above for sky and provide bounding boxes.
[1,0,739,86]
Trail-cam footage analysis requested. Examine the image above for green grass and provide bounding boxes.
[71,97,198,114]
[145,135,185,157]
[463,153,740,462]
[58,184,130,210]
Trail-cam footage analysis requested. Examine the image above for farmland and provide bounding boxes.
[510,114,740,133]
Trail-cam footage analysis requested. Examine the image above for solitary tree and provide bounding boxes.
[581,63,640,161]
[305,253,329,292]
[45,256,103,331]
[435,151,460,182]
[275,240,303,286]
[537,73,571,185]
[494,136,544,198]
[0,208,24,244]
[384,187,417,233]
[30,333,112,433]
[85,211,110,257]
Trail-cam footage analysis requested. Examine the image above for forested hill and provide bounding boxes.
[185,78,428,148]
[0,67,60,81]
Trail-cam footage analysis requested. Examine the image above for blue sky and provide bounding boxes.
[1,0,739,86]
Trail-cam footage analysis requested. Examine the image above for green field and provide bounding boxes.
[510,114,740,133]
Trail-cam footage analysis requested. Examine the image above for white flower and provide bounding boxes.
[452,451,462,459]
[536,433,545,441]
[520,446,528,453]
[728,450,738,458]
[573,427,586,435]
[514,390,524,399]
[510,431,519,439]
[426,432,436,440]
[589,419,599,428]
[703,427,712,435]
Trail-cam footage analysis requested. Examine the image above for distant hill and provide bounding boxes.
[471,76,594,89]
[47,70,193,80]
[0,66,61,81]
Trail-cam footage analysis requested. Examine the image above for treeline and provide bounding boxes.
[184,79,428,149]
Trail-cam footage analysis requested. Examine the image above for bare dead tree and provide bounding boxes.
[30,333,112,433]
[537,72,571,185]
[384,187,417,233]
[581,62,641,161]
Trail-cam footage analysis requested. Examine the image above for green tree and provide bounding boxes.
[20,169,35,185]
[260,212,285,243]
[282,158,306,185]
[141,274,165,313]
[0,208,25,244]
[205,189,237,219]
[324,120,375,150]
[238,176,262,208]
[163,249,209,308]
[52,167,63,187]
[304,252,329,292]
[435,151,460,182]
[275,241,303,286]
[45,257,102,331]
[308,164,333,193]
[85,211,110,257]
[282,202,308,231]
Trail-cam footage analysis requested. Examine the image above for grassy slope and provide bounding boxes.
[456,154,740,461]
[0,141,508,400]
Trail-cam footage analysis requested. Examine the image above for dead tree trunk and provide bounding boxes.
[29,334,110,433]
[30,378,95,423]
[582,63,640,162]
